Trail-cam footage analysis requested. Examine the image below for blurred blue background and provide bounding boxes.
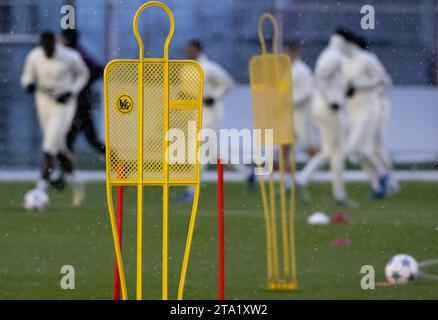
[1,0,437,168]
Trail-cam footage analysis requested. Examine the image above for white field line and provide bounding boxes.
[0,170,438,182]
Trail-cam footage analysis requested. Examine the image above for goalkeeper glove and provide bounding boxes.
[346,85,356,98]
[56,92,72,104]
[203,97,216,107]
[330,103,340,112]
[26,84,36,94]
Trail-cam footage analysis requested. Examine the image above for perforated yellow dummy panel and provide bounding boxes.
[103,1,203,301]
[248,13,297,291]
[249,14,294,146]
[106,61,202,184]
[250,55,294,145]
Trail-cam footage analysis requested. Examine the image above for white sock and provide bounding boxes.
[36,179,49,191]
[296,174,305,187]
[334,191,347,202]
[65,173,81,185]
[65,173,72,184]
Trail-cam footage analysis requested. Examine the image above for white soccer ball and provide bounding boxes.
[385,254,418,285]
[24,189,49,212]
[307,212,330,225]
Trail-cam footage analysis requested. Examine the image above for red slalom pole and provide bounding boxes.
[113,186,124,300]
[217,159,225,300]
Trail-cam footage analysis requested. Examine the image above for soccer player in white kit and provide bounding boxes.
[186,41,233,138]
[179,40,234,202]
[284,41,317,157]
[282,41,317,190]
[354,36,399,195]
[296,30,351,205]
[21,32,89,205]
[342,35,390,199]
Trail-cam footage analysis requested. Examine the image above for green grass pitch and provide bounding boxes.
[0,181,437,299]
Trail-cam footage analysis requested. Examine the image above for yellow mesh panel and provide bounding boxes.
[105,60,202,185]
[168,62,201,182]
[104,1,204,301]
[250,13,298,291]
[249,54,294,145]
[106,61,139,183]
[142,62,165,182]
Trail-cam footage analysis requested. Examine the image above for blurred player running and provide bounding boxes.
[284,40,317,157]
[354,36,400,195]
[49,30,106,200]
[342,34,390,199]
[296,29,351,205]
[282,40,317,190]
[21,31,89,206]
[61,29,105,155]
[179,40,234,202]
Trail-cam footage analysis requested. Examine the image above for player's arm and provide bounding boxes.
[352,74,381,91]
[381,69,392,90]
[296,68,316,148]
[204,63,234,106]
[351,61,383,92]
[294,66,313,107]
[317,62,343,111]
[21,52,37,94]
[57,53,90,104]
[373,56,392,90]
[81,49,104,83]
[70,53,90,95]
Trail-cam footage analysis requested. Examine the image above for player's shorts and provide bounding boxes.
[35,93,77,155]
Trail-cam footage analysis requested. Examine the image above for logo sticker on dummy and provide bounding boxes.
[116,95,133,115]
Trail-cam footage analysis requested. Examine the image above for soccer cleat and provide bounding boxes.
[72,181,86,207]
[379,175,388,196]
[247,170,256,191]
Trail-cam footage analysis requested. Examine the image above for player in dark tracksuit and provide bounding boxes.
[61,29,105,155]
